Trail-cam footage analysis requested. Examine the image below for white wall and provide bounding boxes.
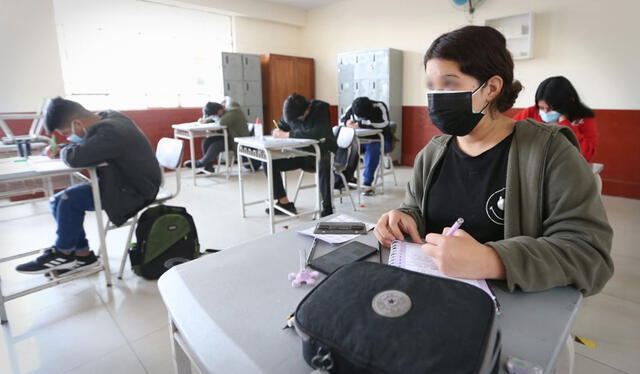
[233,16,303,56]
[0,0,65,112]
[302,0,640,110]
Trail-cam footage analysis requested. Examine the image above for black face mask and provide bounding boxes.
[427,83,489,136]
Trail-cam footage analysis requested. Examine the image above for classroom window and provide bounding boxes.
[52,0,232,110]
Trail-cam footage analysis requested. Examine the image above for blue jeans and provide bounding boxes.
[50,184,95,252]
[361,139,392,185]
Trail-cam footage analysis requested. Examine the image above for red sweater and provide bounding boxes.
[513,106,598,161]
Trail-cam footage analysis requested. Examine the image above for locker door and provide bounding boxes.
[353,52,373,80]
[246,106,263,123]
[354,79,369,99]
[377,80,390,103]
[224,80,244,104]
[242,55,261,81]
[222,53,243,81]
[243,81,262,106]
[371,50,389,79]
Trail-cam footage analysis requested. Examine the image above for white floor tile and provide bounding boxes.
[574,293,640,374]
[0,295,128,374]
[601,254,640,304]
[130,326,173,374]
[572,353,628,374]
[63,344,146,374]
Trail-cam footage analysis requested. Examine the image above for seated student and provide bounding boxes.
[339,96,392,195]
[185,98,250,172]
[267,93,337,217]
[374,26,613,296]
[513,76,598,161]
[16,97,161,275]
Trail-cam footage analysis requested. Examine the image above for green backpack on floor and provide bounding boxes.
[129,205,200,280]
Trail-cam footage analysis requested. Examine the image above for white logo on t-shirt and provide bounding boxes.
[486,188,506,225]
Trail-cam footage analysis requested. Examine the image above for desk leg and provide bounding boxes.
[170,318,192,374]
[266,152,275,234]
[314,144,321,217]
[224,129,230,180]
[188,131,196,186]
[355,137,362,205]
[238,144,246,218]
[0,274,7,323]
[90,168,111,287]
[378,133,385,195]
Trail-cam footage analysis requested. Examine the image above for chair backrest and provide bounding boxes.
[156,137,184,170]
[334,126,356,149]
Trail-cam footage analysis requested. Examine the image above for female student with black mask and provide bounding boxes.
[514,76,598,161]
[374,26,613,296]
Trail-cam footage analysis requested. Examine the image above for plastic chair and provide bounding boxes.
[375,121,398,187]
[106,137,184,279]
[290,126,357,211]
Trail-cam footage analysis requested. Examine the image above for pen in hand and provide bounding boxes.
[445,218,464,236]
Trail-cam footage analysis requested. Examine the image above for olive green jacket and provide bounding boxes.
[219,108,250,150]
[398,119,613,296]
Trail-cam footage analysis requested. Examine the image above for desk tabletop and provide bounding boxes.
[235,136,319,150]
[355,128,383,137]
[0,156,87,181]
[158,213,581,374]
[172,122,226,131]
[0,113,41,120]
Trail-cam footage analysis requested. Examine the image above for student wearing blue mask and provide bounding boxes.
[374,26,613,296]
[16,97,161,275]
[514,76,598,161]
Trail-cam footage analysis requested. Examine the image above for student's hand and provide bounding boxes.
[44,145,60,159]
[374,210,422,247]
[272,129,289,139]
[559,114,568,122]
[197,118,204,123]
[346,119,359,128]
[422,229,506,279]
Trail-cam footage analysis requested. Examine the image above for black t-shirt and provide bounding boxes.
[425,131,514,243]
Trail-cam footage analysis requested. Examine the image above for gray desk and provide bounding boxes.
[158,213,581,374]
[0,156,111,323]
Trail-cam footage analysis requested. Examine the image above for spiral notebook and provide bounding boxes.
[389,240,496,300]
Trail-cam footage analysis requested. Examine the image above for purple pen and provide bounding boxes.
[445,218,464,236]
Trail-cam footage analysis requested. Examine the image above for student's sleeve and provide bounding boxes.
[559,117,598,162]
[486,134,613,296]
[277,117,292,132]
[367,103,389,129]
[396,150,428,238]
[61,124,121,167]
[339,105,353,126]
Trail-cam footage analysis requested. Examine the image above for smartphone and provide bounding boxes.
[308,241,378,274]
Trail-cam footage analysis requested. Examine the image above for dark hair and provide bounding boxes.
[44,97,89,134]
[424,25,522,113]
[203,102,224,117]
[352,97,373,118]
[283,93,310,123]
[535,76,594,121]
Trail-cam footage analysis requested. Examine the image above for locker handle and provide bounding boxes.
[248,108,251,116]
[225,55,228,64]
[355,82,359,89]
[246,83,249,91]
[340,83,343,90]
[245,57,248,65]
[373,82,376,89]
[227,83,230,90]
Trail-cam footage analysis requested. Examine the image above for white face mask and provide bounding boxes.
[539,109,561,123]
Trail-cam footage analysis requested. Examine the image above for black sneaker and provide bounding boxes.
[184,160,203,169]
[265,201,297,215]
[363,183,375,196]
[16,247,76,275]
[61,251,100,276]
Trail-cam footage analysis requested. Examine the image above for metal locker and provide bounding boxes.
[245,106,263,123]
[224,80,244,104]
[242,54,261,81]
[353,52,373,80]
[222,53,243,81]
[243,81,262,106]
[371,50,389,78]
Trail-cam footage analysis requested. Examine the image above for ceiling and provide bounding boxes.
[255,0,343,9]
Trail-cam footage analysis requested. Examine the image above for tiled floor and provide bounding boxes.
[0,167,638,373]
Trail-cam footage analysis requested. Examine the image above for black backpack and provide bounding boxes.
[128,205,200,279]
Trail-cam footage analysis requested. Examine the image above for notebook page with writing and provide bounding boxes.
[389,240,496,300]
